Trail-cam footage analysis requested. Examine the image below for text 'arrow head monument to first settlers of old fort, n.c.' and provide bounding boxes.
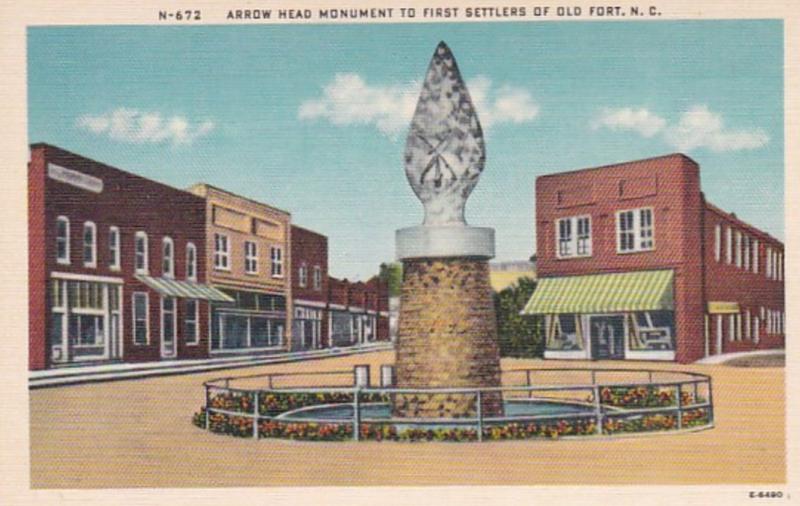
[404,41,486,227]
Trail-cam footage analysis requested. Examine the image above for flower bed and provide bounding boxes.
[194,373,713,442]
[598,386,705,408]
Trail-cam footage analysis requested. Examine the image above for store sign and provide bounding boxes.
[47,163,103,193]
[708,301,740,314]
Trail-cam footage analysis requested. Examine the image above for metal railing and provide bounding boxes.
[199,367,714,442]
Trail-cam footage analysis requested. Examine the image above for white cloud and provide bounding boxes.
[591,107,666,137]
[592,105,769,153]
[298,73,539,137]
[663,105,769,152]
[76,108,215,146]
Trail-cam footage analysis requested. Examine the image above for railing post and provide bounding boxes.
[268,375,273,390]
[591,370,596,385]
[648,371,653,383]
[253,391,260,439]
[353,386,361,441]
[204,385,210,431]
[676,384,683,430]
[526,370,532,399]
[593,385,603,435]
[707,379,715,425]
[476,389,483,442]
[693,382,699,404]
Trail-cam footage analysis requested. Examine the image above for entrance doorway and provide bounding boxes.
[590,315,625,360]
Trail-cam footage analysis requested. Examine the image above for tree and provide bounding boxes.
[378,262,403,297]
[493,277,544,358]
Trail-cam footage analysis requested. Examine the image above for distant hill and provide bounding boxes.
[489,260,536,291]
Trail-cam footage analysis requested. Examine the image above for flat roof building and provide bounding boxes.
[522,153,784,363]
[186,184,292,356]
[29,144,230,370]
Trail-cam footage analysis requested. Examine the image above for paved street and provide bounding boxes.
[30,350,785,487]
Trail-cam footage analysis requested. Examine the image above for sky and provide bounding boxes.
[27,20,783,280]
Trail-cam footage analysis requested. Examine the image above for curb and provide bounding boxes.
[29,344,394,389]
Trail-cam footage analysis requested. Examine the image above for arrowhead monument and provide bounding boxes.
[394,41,504,419]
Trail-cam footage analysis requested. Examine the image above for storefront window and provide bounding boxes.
[251,317,270,347]
[546,314,583,351]
[628,311,675,351]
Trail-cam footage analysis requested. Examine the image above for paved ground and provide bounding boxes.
[29,350,785,487]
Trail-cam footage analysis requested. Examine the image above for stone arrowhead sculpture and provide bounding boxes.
[405,41,486,227]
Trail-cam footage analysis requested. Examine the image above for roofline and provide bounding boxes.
[30,142,203,200]
[291,224,328,240]
[536,153,698,181]
[186,182,291,217]
[704,198,783,247]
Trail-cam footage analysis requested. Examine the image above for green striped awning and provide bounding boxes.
[135,275,235,303]
[521,270,674,315]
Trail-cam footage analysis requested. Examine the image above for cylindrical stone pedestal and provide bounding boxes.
[393,257,503,418]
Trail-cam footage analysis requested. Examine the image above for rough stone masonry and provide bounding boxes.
[394,258,503,418]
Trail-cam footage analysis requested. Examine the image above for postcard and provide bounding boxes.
[0,0,797,504]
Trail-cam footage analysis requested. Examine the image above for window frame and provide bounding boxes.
[313,265,322,291]
[555,215,592,259]
[271,246,284,278]
[109,226,121,271]
[134,231,149,274]
[56,216,71,265]
[132,291,149,345]
[162,236,175,278]
[186,242,197,281]
[714,224,721,262]
[184,299,199,345]
[725,226,733,264]
[83,221,97,268]
[213,233,230,271]
[735,230,742,268]
[752,239,760,274]
[615,207,656,254]
[244,240,258,275]
[298,263,308,287]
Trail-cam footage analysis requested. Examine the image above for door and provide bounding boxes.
[161,297,177,359]
[590,315,625,360]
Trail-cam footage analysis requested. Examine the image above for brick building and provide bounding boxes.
[186,184,291,356]
[290,225,391,349]
[290,225,328,350]
[523,153,784,363]
[29,144,231,370]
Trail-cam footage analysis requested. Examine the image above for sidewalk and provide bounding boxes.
[694,348,784,365]
[29,342,394,389]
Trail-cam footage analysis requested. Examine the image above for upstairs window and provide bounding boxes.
[162,237,174,278]
[298,264,308,287]
[135,231,148,274]
[244,241,258,274]
[56,216,70,264]
[714,224,721,262]
[743,236,750,271]
[616,208,654,253]
[186,242,197,280]
[752,240,759,274]
[313,266,322,290]
[83,222,97,268]
[271,246,283,278]
[735,231,742,268]
[109,226,120,270]
[766,247,773,279]
[556,215,591,258]
[214,233,230,270]
[725,227,733,264]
